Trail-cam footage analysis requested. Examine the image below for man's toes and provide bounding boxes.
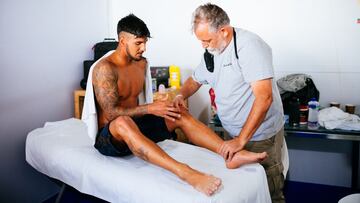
[215,178,221,186]
[206,188,213,196]
[210,176,221,186]
[207,187,216,196]
[260,152,268,159]
[210,182,219,191]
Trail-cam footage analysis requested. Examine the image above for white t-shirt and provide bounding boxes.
[192,27,284,141]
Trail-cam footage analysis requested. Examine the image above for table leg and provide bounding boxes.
[352,141,359,190]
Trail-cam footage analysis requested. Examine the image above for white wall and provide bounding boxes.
[109,0,360,187]
[109,0,360,119]
[0,0,108,202]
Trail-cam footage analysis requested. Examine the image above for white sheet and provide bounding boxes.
[26,118,271,203]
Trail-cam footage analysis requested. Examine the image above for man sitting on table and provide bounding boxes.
[92,14,267,196]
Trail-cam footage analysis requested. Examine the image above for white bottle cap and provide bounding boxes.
[158,84,166,94]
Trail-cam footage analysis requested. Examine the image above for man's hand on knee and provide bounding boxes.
[148,101,181,122]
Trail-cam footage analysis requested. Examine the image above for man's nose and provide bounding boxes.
[201,42,209,49]
[140,44,146,52]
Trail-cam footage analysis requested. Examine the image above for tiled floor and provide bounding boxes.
[44,181,359,203]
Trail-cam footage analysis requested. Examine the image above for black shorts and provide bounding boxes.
[94,115,176,157]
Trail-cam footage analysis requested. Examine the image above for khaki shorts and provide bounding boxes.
[244,128,285,203]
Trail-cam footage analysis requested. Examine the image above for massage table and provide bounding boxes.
[26,118,271,203]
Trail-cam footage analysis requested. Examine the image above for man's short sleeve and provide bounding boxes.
[237,39,274,83]
[192,57,209,85]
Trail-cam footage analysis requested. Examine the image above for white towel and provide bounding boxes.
[319,107,360,131]
[81,50,153,142]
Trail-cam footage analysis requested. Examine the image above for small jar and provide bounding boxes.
[299,105,309,125]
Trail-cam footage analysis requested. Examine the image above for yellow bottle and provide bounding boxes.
[169,65,181,89]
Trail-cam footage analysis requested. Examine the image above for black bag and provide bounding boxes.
[93,38,118,61]
[281,77,320,115]
[80,38,118,89]
[80,60,95,89]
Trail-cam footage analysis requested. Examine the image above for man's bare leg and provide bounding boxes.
[109,116,221,196]
[165,108,267,168]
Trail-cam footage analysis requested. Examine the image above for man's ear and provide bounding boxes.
[119,34,127,47]
[220,27,229,38]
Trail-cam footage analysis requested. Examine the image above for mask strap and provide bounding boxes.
[233,28,239,59]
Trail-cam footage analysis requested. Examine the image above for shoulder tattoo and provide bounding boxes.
[92,64,119,115]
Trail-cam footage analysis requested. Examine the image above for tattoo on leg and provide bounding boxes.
[137,147,149,161]
[127,140,149,161]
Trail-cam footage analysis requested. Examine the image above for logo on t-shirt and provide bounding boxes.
[223,62,232,67]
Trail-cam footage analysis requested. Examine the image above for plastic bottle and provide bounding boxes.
[157,84,169,101]
[169,65,181,89]
[158,84,166,94]
[289,97,300,126]
[151,78,157,93]
[308,98,320,128]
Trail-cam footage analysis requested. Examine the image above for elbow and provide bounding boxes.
[106,114,116,122]
[264,94,273,110]
[266,94,273,105]
[103,107,119,122]
[256,94,273,112]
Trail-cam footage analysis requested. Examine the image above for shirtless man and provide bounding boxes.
[92,14,267,196]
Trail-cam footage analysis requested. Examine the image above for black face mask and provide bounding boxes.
[204,49,215,72]
[204,28,239,73]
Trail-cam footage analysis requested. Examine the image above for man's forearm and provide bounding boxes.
[106,104,149,121]
[236,97,272,148]
[179,77,201,99]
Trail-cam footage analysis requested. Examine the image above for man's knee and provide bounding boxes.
[178,108,193,122]
[110,116,135,135]
[165,108,193,130]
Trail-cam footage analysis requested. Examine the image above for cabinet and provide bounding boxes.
[74,90,86,119]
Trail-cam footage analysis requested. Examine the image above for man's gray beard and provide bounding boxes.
[207,48,220,56]
[207,40,227,56]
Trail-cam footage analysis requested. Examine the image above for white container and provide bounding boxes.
[158,84,166,94]
[308,99,319,128]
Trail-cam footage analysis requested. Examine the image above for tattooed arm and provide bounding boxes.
[92,63,148,121]
[92,62,181,122]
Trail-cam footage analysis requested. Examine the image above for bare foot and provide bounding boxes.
[179,165,222,196]
[225,150,267,169]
